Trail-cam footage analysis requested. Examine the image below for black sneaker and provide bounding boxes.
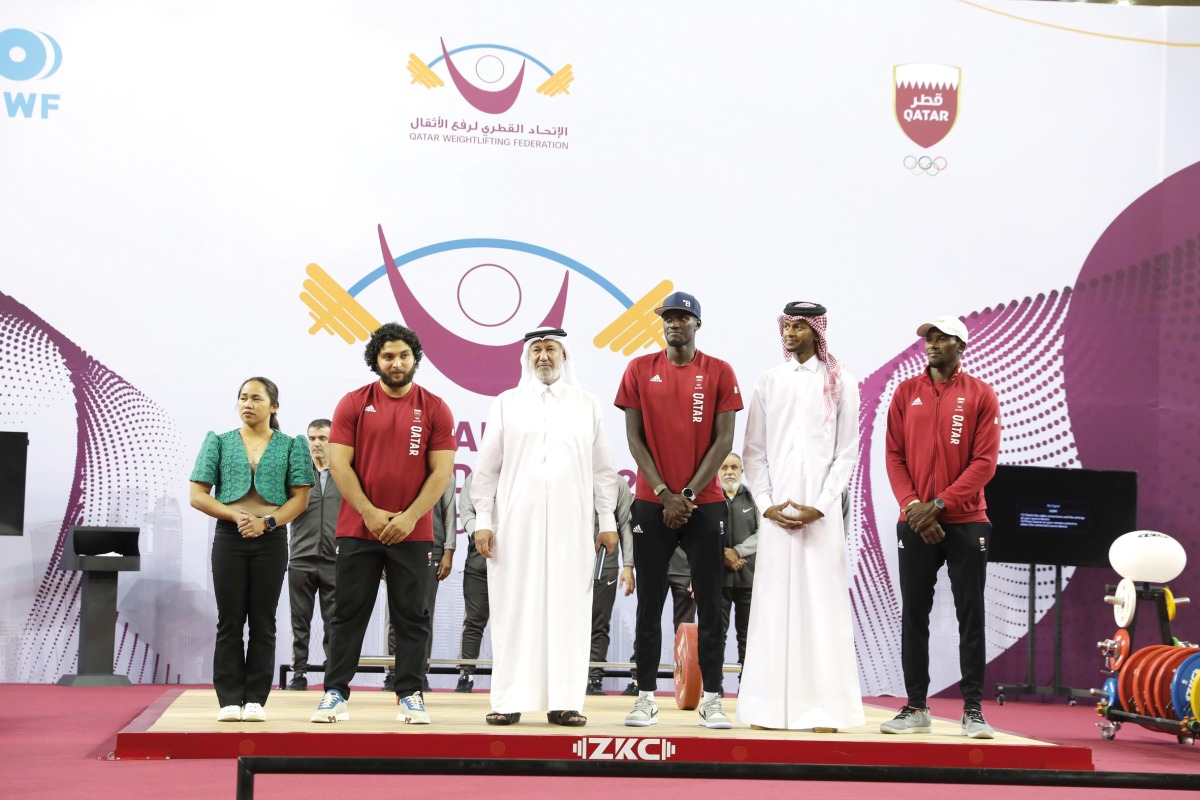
[382,673,395,692]
[587,678,605,695]
[455,674,474,693]
[621,680,639,696]
[422,677,432,693]
[288,674,308,691]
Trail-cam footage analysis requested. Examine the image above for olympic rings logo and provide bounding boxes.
[903,155,947,177]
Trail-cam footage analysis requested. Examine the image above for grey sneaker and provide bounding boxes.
[397,691,431,724]
[311,689,349,723]
[879,705,931,734]
[697,696,733,729]
[962,708,995,739]
[624,696,659,727]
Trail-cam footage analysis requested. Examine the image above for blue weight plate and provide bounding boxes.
[1102,676,1120,709]
[1169,651,1200,721]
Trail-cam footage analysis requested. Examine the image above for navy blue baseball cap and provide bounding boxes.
[654,291,701,320]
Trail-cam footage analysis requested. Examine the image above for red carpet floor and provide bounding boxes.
[3,684,1199,799]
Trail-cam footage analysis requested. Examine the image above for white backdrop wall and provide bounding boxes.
[2,1,1198,695]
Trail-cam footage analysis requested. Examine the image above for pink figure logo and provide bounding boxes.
[440,38,526,114]
[378,225,568,395]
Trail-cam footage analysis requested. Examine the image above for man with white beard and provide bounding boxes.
[471,327,621,726]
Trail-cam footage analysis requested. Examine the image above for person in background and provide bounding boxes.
[286,419,339,691]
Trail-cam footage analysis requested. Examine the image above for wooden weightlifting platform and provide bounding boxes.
[113,689,1094,771]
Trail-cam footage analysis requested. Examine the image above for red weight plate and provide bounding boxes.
[1120,646,1169,715]
[1129,645,1172,720]
[1118,647,1149,714]
[1111,628,1132,670]
[1138,647,1178,719]
[1158,647,1200,719]
[673,622,701,710]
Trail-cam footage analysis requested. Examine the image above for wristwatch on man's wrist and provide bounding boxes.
[933,497,945,511]
[681,487,697,502]
[262,515,278,532]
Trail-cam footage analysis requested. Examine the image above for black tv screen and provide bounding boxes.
[0,431,29,536]
[985,465,1138,568]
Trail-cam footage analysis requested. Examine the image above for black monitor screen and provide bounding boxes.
[0,431,29,536]
[986,465,1138,568]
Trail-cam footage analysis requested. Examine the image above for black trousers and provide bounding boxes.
[287,557,336,674]
[211,520,288,707]
[720,586,753,666]
[589,577,617,681]
[897,520,991,710]
[632,500,726,693]
[386,556,442,674]
[325,537,432,699]
[458,561,490,675]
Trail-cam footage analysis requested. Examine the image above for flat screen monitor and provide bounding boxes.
[0,431,29,536]
[986,465,1138,568]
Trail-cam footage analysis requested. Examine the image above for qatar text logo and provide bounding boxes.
[298,226,671,396]
[894,63,959,149]
[1,28,62,119]
[408,38,572,114]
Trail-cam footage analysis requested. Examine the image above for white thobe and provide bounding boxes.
[738,356,865,730]
[471,379,620,713]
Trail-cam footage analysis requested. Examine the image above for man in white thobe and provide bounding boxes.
[471,327,621,726]
[738,301,865,731]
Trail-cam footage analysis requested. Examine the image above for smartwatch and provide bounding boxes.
[682,487,696,502]
[263,515,278,532]
[932,498,945,511]
[653,483,668,497]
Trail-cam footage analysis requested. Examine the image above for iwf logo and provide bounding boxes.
[407,38,572,114]
[0,28,62,119]
[572,737,676,761]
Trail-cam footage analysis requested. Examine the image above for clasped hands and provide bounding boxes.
[764,500,823,530]
[905,500,946,544]
[364,506,417,545]
[235,511,267,538]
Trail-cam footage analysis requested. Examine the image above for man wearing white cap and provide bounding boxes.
[471,327,622,727]
[881,315,1001,739]
[738,301,864,731]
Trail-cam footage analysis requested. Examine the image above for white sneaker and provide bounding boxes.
[624,696,659,727]
[217,705,242,722]
[397,691,431,724]
[311,689,349,723]
[241,702,267,722]
[697,696,732,729]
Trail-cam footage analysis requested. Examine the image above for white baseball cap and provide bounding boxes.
[916,316,970,344]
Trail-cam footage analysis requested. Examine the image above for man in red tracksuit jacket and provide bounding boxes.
[881,315,1001,740]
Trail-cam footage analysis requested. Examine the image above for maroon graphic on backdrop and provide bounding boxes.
[894,63,960,149]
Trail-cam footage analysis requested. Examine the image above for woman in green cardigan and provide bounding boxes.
[189,377,312,723]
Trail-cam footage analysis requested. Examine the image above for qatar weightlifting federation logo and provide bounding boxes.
[298,225,672,396]
[408,37,572,114]
[406,37,573,150]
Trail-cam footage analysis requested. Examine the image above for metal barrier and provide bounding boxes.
[235,756,1200,799]
[279,658,742,689]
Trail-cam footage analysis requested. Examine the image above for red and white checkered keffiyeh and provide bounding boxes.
[778,304,842,426]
